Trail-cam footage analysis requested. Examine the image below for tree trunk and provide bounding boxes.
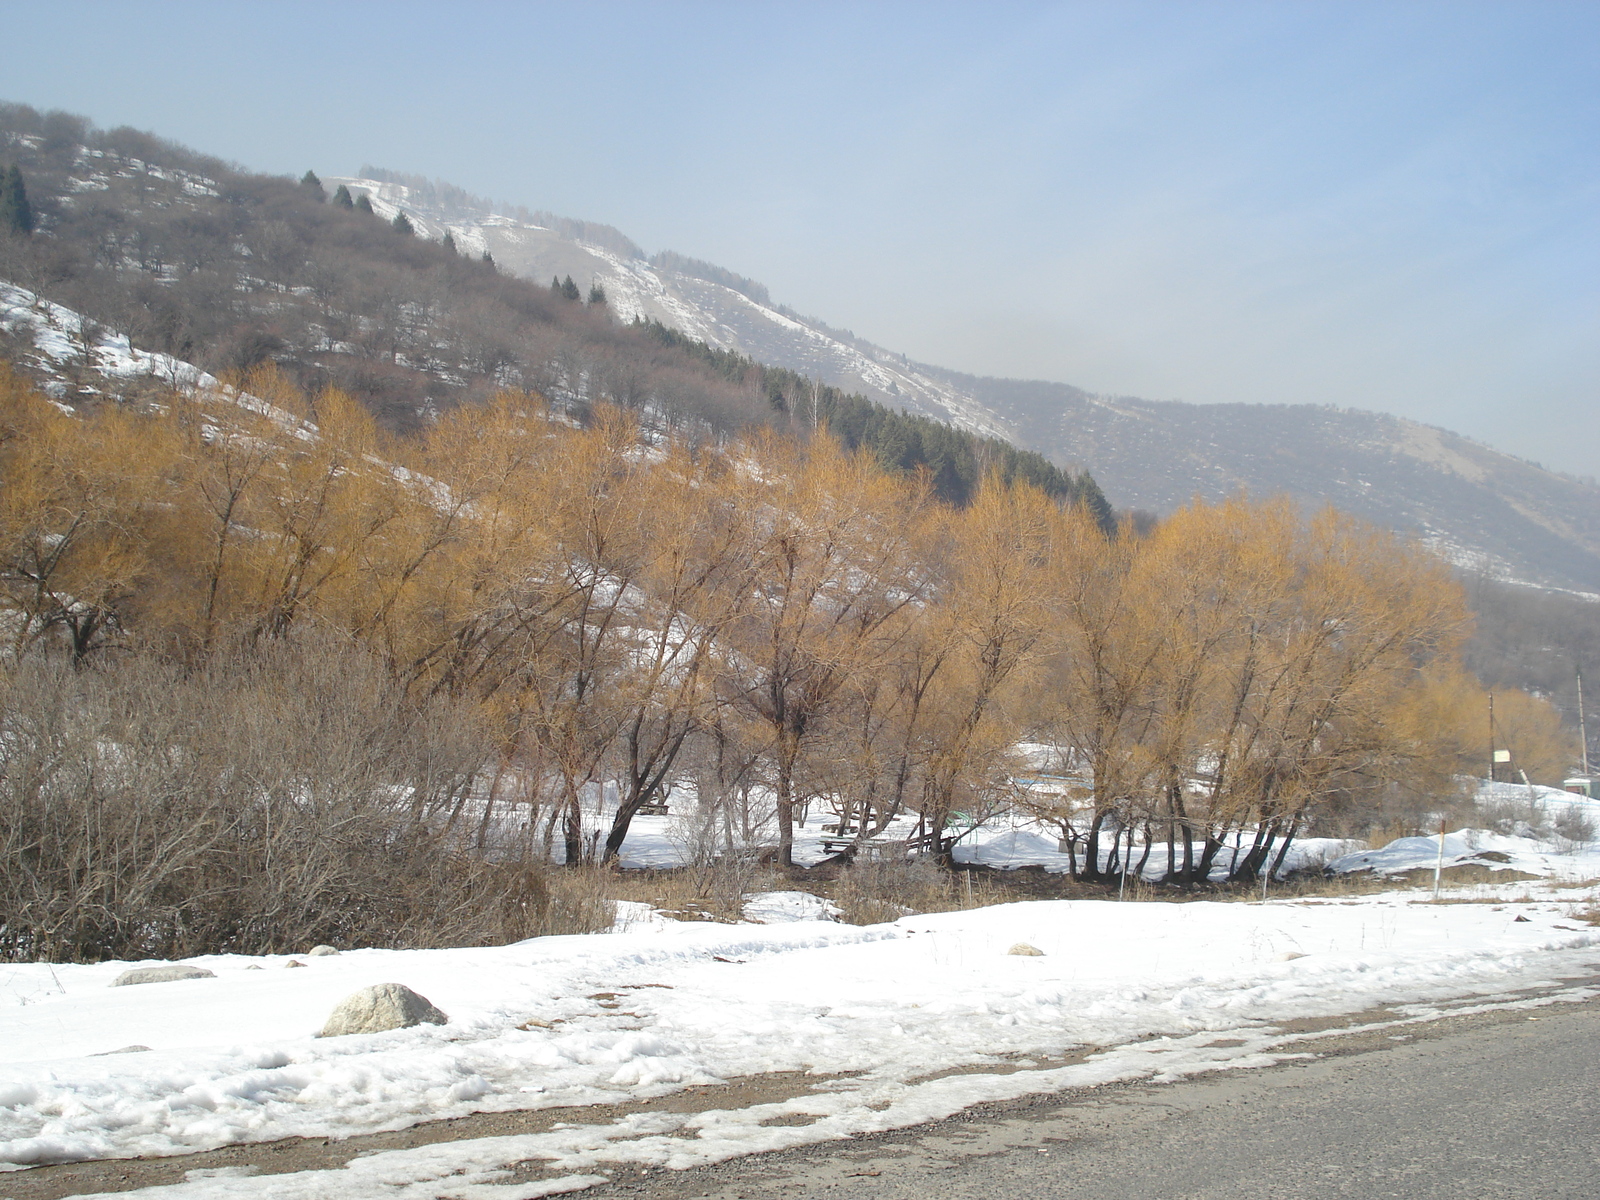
[1082,809,1108,881]
[562,784,584,866]
[774,731,798,868]
[1268,816,1300,881]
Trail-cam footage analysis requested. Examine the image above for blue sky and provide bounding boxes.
[7,1,1597,474]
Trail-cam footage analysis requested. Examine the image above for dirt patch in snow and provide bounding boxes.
[0,1071,856,1200]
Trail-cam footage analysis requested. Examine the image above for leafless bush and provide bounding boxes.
[1477,792,1550,840]
[661,795,781,919]
[1552,806,1595,848]
[487,863,617,940]
[0,632,590,962]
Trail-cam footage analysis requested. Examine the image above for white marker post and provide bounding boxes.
[1432,817,1447,901]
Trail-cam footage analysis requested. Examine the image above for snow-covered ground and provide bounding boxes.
[6,873,1600,1196]
[1329,827,1598,881]
[615,805,1356,876]
[1328,782,1600,883]
[6,774,1600,1197]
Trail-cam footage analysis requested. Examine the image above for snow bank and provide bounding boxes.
[1330,827,1599,880]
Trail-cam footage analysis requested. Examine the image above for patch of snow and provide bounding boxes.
[742,892,840,924]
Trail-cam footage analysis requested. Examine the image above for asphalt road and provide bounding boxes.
[601,995,1600,1200]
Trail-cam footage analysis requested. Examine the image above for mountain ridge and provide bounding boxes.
[331,170,1600,596]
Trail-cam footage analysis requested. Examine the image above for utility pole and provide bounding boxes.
[1579,670,1591,776]
[1488,691,1497,784]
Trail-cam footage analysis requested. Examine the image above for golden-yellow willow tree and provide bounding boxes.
[911,476,1061,845]
[0,364,174,659]
[1203,509,1469,880]
[1024,498,1471,883]
[1122,497,1304,883]
[592,439,760,863]
[1030,500,1164,879]
[715,433,934,866]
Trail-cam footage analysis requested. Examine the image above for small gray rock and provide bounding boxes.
[306,945,340,957]
[1007,942,1045,957]
[111,965,215,987]
[93,1045,153,1055]
[317,983,448,1037]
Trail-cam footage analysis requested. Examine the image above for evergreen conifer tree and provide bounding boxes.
[354,194,374,215]
[300,170,325,201]
[482,251,495,269]
[551,275,563,294]
[588,281,607,306]
[1,165,35,235]
[441,230,456,254]
[332,184,354,209]
[392,211,414,235]
[561,275,581,301]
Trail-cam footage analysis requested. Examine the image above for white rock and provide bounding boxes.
[307,945,340,957]
[1007,942,1045,956]
[110,965,215,986]
[317,983,448,1037]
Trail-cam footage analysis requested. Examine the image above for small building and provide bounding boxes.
[1562,776,1600,798]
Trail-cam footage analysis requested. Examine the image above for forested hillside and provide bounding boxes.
[0,103,1105,516]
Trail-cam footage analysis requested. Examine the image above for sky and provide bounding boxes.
[6,1,1598,475]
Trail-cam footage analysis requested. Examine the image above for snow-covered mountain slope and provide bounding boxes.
[338,174,1600,596]
[330,175,1014,442]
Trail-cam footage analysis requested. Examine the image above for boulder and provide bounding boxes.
[111,965,215,987]
[307,945,340,957]
[1007,942,1045,956]
[317,983,448,1037]
[285,960,306,968]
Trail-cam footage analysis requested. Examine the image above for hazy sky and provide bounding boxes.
[7,1,1598,474]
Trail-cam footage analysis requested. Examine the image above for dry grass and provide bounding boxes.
[574,855,1504,937]
[829,859,1002,925]
[587,857,1007,929]
[503,866,620,938]
[593,859,785,923]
